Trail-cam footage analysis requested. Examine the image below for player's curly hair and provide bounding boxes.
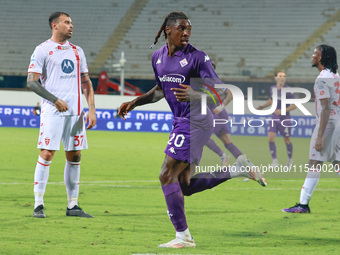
[151,11,188,48]
[317,44,338,74]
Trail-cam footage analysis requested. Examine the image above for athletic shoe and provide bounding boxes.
[33,204,46,218]
[66,205,94,218]
[282,203,310,213]
[270,159,280,168]
[158,237,196,248]
[221,153,231,166]
[236,155,267,187]
[287,158,293,169]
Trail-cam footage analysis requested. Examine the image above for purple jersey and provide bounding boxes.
[152,43,220,122]
[270,85,295,119]
[152,43,220,164]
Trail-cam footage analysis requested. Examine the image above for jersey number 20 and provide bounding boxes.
[167,133,185,147]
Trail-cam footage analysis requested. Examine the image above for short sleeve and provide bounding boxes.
[28,46,45,74]
[197,52,219,80]
[314,79,331,100]
[78,47,88,74]
[152,52,161,88]
[196,52,223,92]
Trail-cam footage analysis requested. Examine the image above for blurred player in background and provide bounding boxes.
[257,70,296,168]
[119,11,266,248]
[205,62,244,167]
[33,102,41,116]
[283,45,339,213]
[27,12,96,218]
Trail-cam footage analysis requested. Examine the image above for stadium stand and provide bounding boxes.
[0,0,135,75]
[0,0,339,80]
[287,21,340,78]
[108,0,340,79]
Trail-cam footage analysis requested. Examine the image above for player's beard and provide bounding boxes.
[311,62,318,68]
[62,31,72,41]
[65,33,72,40]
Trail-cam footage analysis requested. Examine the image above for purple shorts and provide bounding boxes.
[268,116,291,137]
[213,109,230,137]
[165,117,213,164]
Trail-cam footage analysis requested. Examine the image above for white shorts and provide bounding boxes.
[309,120,340,162]
[37,113,88,151]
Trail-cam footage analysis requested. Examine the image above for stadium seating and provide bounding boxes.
[0,0,339,79]
[108,0,339,79]
[0,0,135,75]
[287,22,340,78]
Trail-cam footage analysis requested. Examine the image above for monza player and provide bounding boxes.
[118,12,266,248]
[27,12,96,218]
[283,45,339,213]
[257,70,296,168]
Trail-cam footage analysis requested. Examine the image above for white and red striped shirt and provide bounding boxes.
[314,69,340,122]
[28,39,88,116]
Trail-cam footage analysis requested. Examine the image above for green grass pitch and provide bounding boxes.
[1,127,340,254]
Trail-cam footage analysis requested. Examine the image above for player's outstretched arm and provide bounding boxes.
[27,72,68,112]
[118,85,164,120]
[257,98,273,110]
[81,73,96,129]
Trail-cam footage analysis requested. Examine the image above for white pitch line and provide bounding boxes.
[0,180,159,185]
[1,180,340,191]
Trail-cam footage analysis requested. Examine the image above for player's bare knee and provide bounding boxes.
[40,149,55,161]
[66,151,81,162]
[72,154,81,162]
[159,170,175,185]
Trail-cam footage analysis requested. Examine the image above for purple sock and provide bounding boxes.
[286,143,293,159]
[269,142,277,159]
[225,143,242,159]
[206,139,224,157]
[162,182,188,232]
[181,169,231,196]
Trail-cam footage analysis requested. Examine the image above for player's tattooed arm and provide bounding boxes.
[81,73,96,129]
[27,72,68,112]
[81,73,96,110]
[118,85,164,120]
[27,73,58,103]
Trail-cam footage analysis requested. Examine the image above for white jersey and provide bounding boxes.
[28,39,88,116]
[314,69,340,122]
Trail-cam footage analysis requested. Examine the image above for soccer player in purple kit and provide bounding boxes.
[119,12,266,248]
[257,70,296,169]
[204,62,244,166]
[206,90,246,163]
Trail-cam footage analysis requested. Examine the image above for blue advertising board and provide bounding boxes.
[0,105,316,137]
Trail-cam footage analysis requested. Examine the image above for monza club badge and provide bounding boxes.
[45,137,50,146]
